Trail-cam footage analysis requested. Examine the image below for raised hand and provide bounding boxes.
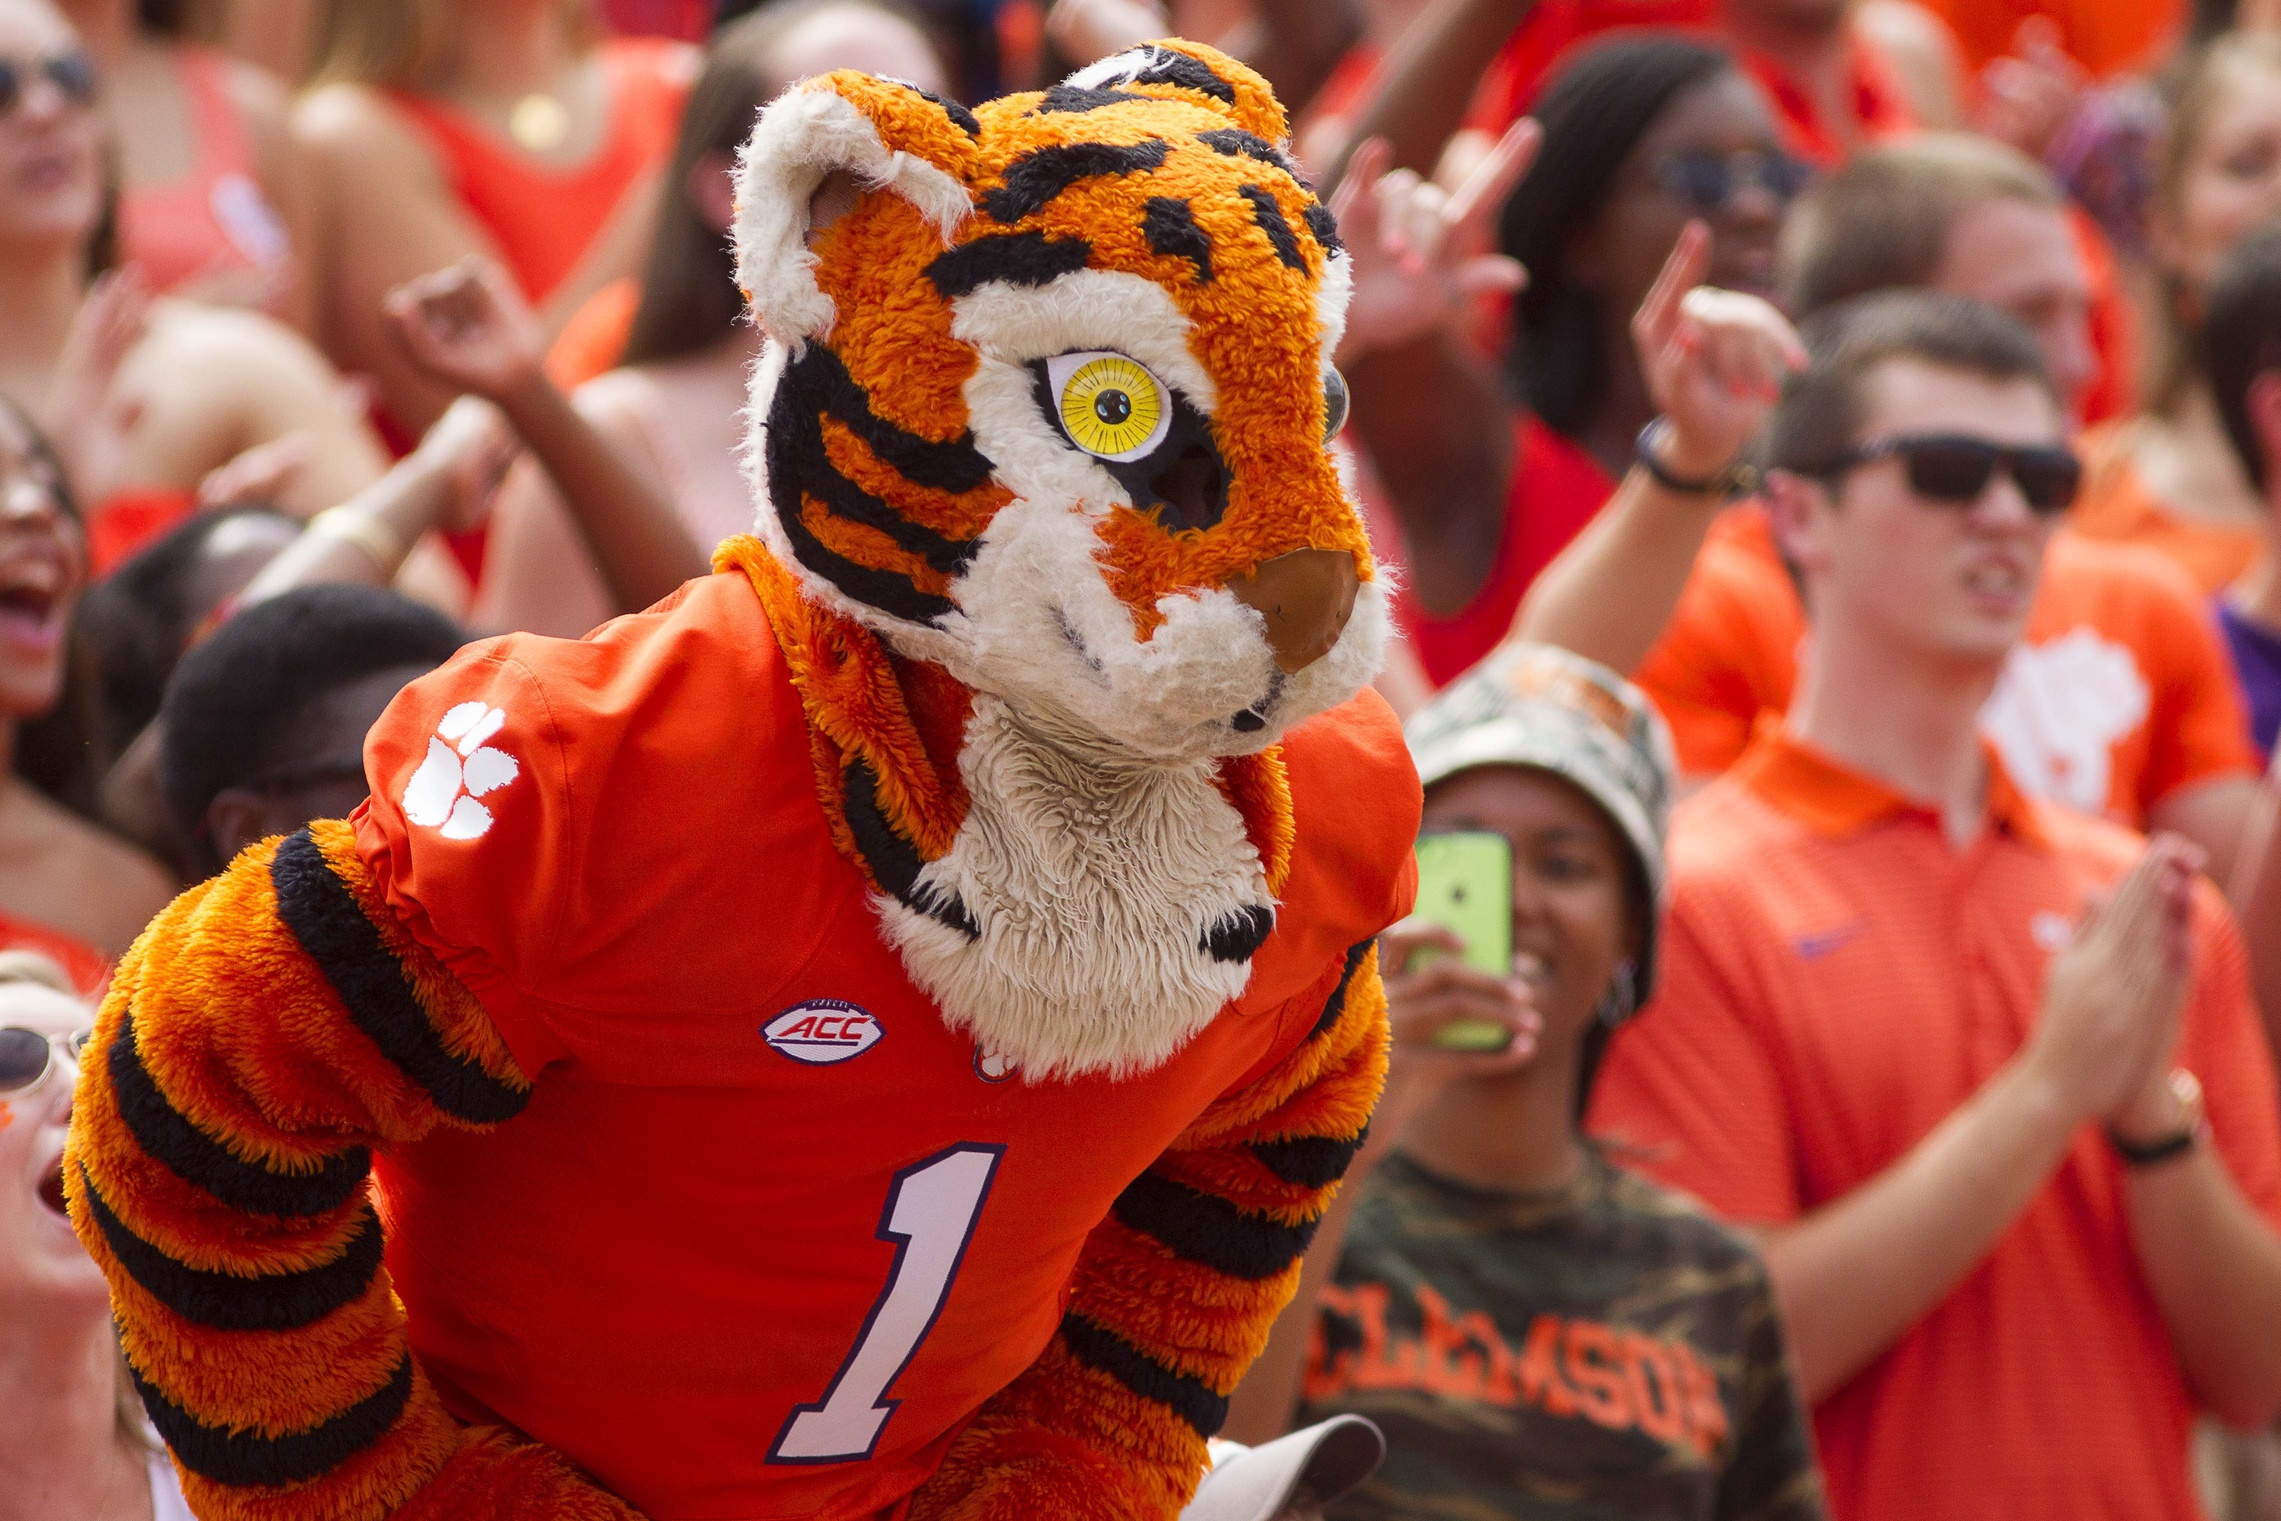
[1632,222,1807,481]
[42,267,152,506]
[1976,18,2087,163]
[384,257,546,405]
[1043,0,1168,67]
[2027,833,2201,1128]
[1329,120,1539,364]
[412,395,519,535]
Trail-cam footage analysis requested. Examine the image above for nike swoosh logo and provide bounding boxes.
[1794,923,1866,961]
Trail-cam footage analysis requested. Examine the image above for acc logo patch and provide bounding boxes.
[764,1000,884,1065]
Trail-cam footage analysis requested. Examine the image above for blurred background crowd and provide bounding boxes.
[10,0,2281,1518]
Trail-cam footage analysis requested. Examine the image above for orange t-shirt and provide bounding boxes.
[388,38,692,307]
[1589,731,2281,1521]
[350,569,1420,1520]
[1915,0,2182,78]
[2067,423,2265,595]
[1743,33,1918,171]
[1634,506,2255,821]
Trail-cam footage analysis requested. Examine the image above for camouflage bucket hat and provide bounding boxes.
[1404,642,1677,1007]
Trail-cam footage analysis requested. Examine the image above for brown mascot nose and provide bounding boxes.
[1231,549,1360,674]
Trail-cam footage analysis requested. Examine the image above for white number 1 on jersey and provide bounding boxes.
[768,1143,1005,1463]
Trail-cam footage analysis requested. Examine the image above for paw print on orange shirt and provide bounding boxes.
[402,701,520,840]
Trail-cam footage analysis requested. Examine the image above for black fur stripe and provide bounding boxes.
[782,344,993,495]
[81,1167,385,1331]
[1199,904,1272,962]
[1307,941,1374,1042]
[927,231,1093,298]
[1142,197,1213,282]
[1111,1171,1317,1281]
[1032,84,1143,113]
[767,392,961,626]
[1198,128,1297,177]
[906,84,979,137]
[134,1350,414,1489]
[108,1008,370,1219]
[1250,1127,1366,1188]
[1123,48,1238,104]
[983,139,1170,223]
[1302,202,1343,255]
[269,832,526,1126]
[1238,185,1307,271]
[843,758,980,939]
[771,379,981,575]
[1061,1314,1229,1437]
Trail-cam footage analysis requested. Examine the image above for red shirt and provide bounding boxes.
[1592,730,2281,1521]
[352,570,1420,1519]
[1742,34,1918,170]
[1386,416,1616,689]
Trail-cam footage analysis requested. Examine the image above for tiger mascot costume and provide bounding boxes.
[64,40,1419,1521]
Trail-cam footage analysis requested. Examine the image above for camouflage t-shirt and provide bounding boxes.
[1296,1147,1824,1521]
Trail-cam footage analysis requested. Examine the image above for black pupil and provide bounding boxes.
[1094,390,1132,426]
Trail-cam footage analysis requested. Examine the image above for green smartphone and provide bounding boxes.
[1409,831,1514,1052]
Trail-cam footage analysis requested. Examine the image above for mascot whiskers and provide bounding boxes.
[66,40,1419,1521]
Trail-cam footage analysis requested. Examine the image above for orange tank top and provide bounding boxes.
[385,38,692,306]
[118,47,290,306]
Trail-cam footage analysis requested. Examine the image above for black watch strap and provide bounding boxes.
[1635,419,1752,497]
[2105,1125,2198,1167]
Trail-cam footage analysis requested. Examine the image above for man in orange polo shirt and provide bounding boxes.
[1620,137,2255,875]
[1592,291,2281,1521]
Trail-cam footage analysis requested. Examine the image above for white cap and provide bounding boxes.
[1182,1417,1385,1521]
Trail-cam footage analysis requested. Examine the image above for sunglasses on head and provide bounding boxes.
[1809,433,2082,514]
[0,50,97,115]
[0,1023,91,1098]
[1651,149,1815,213]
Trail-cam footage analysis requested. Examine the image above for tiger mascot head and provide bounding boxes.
[733,38,1383,763]
[730,41,1390,1078]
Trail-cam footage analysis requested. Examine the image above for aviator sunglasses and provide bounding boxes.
[0,49,97,114]
[1806,433,2083,515]
[1651,149,1816,213]
[0,1023,92,1097]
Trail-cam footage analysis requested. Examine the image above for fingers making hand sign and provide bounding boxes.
[1330,120,1540,364]
[1632,222,1808,481]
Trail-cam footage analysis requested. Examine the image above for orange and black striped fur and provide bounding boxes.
[68,40,1408,1521]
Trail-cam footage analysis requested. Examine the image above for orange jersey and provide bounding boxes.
[341,570,1419,1519]
[2069,423,2265,594]
[1633,506,2255,821]
[1589,730,2281,1520]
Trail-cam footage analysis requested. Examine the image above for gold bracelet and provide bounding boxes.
[307,506,406,570]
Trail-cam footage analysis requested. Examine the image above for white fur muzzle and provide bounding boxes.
[877,694,1276,1081]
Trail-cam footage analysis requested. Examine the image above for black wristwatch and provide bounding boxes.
[1635,418,1755,498]
[2106,1070,2208,1168]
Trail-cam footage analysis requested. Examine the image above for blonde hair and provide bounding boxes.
[311,0,595,89]
[0,949,75,994]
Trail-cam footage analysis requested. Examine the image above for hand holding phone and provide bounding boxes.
[1409,832,1518,1051]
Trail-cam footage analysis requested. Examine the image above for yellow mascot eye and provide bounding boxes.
[1045,351,1172,463]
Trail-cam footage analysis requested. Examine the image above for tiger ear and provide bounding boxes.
[733,71,981,347]
[1057,39,1289,145]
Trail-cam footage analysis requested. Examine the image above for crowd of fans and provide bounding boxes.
[8,0,2281,1517]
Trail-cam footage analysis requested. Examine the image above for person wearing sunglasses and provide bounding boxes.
[1591,288,2281,1521]
[1526,133,2265,904]
[0,950,194,1520]
[1328,36,1807,699]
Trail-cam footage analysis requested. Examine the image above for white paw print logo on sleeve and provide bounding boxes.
[402,701,520,840]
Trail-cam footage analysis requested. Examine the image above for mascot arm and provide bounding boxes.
[64,820,638,1521]
[909,941,1390,1521]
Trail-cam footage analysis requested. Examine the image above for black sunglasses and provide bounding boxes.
[1651,149,1815,213]
[0,50,97,115]
[0,1024,91,1097]
[1808,433,2082,515]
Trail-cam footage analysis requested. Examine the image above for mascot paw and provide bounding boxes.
[908,1425,1187,1521]
[396,1428,646,1521]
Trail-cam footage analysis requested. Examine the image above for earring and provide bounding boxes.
[1596,959,1639,1027]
